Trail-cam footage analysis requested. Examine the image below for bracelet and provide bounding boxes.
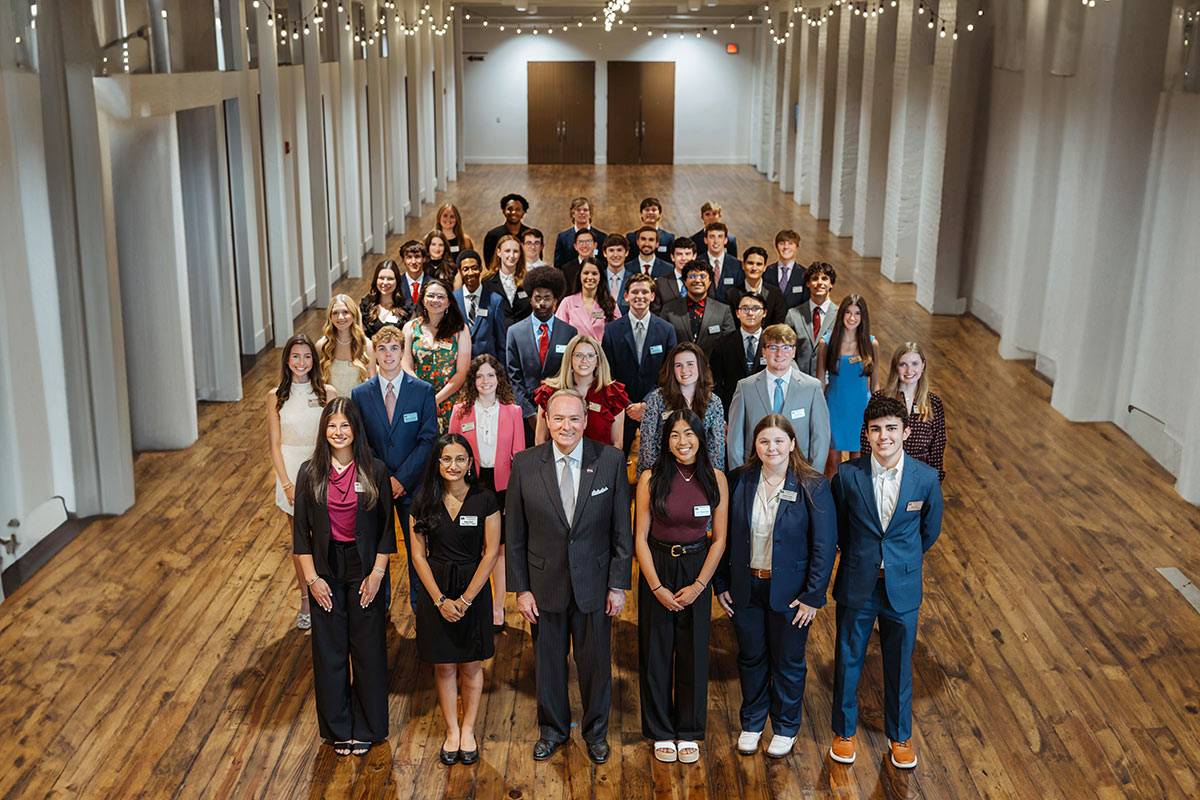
[306,575,319,586]
[649,584,662,593]
[694,578,708,590]
[372,566,386,576]
[459,595,472,607]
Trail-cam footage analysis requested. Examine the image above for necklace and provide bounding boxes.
[335,335,351,345]
[675,463,697,482]
[762,471,785,488]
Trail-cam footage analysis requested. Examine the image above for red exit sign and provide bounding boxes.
[726,43,739,54]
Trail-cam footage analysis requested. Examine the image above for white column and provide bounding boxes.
[421,6,436,202]
[301,0,332,304]
[387,9,412,218]
[852,8,897,258]
[808,10,839,220]
[779,10,799,193]
[763,19,781,180]
[366,0,387,253]
[829,8,864,237]
[337,2,364,275]
[792,25,818,205]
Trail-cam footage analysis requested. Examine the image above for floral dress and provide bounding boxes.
[412,320,459,432]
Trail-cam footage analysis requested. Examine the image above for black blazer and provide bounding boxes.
[709,328,766,413]
[483,273,532,326]
[505,439,633,614]
[726,281,788,327]
[554,226,607,268]
[765,262,810,309]
[293,457,397,578]
[482,223,530,266]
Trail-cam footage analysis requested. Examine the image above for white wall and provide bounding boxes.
[461,27,759,164]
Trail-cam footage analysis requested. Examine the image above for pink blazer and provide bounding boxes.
[555,294,620,342]
[449,401,525,491]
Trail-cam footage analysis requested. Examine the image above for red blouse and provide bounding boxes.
[328,462,358,542]
[534,381,630,445]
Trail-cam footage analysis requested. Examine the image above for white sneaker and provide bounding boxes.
[736,730,762,755]
[766,734,796,758]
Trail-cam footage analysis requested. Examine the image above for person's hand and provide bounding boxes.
[284,484,296,505]
[606,588,627,617]
[439,597,465,622]
[390,477,404,499]
[789,599,818,627]
[517,591,539,623]
[672,582,704,608]
[358,570,384,608]
[310,578,333,612]
[627,403,645,422]
[653,585,684,612]
[716,591,735,618]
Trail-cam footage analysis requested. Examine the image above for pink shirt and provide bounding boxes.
[555,293,621,342]
[328,462,358,542]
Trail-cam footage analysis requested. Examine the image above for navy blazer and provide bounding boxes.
[708,254,745,302]
[624,256,674,280]
[505,316,579,418]
[830,455,943,614]
[625,228,675,257]
[765,262,810,309]
[455,286,509,359]
[601,313,678,403]
[600,266,639,314]
[553,226,607,269]
[714,466,837,612]
[691,231,739,259]
[350,374,438,500]
[293,457,397,577]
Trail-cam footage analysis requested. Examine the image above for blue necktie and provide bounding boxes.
[773,377,785,414]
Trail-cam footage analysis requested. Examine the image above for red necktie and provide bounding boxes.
[813,307,822,340]
[538,323,550,365]
[411,279,420,305]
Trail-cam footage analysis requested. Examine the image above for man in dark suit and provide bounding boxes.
[690,200,738,258]
[398,240,432,315]
[560,228,599,293]
[702,222,744,302]
[506,389,633,763]
[765,229,809,311]
[661,261,736,355]
[482,193,531,266]
[553,196,606,269]
[726,246,787,327]
[624,196,674,257]
[505,266,578,442]
[653,236,699,312]
[709,291,768,413]
[624,226,674,279]
[601,273,678,452]
[454,249,508,359]
[350,324,438,611]
[600,234,637,315]
[828,396,943,770]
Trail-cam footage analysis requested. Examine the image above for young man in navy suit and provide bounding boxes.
[600,235,637,315]
[624,226,674,280]
[625,196,674,256]
[765,229,809,311]
[454,249,508,359]
[505,266,578,443]
[600,273,677,453]
[398,240,431,314]
[828,396,943,770]
[350,325,439,612]
[653,236,698,312]
[689,201,739,258]
[702,222,744,302]
[553,196,606,269]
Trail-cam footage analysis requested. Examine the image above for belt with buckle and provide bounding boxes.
[649,538,707,557]
[750,568,772,579]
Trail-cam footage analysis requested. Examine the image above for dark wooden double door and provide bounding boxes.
[528,61,595,164]
[607,61,675,164]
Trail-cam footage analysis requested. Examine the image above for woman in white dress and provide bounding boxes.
[317,293,375,398]
[268,334,337,629]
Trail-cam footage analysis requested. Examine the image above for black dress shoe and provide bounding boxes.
[459,747,480,765]
[533,738,563,760]
[440,747,460,765]
[586,739,611,764]
[493,623,505,635]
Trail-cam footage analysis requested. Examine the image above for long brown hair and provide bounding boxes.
[739,415,823,501]
[275,334,328,412]
[318,294,371,383]
[658,342,715,417]
[416,277,467,341]
[302,397,379,509]
[824,293,875,376]
[883,341,932,422]
[572,257,617,322]
[423,229,458,283]
[483,234,527,285]
[436,202,469,245]
[453,353,517,410]
[363,260,408,326]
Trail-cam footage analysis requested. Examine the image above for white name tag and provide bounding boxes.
[693,504,711,517]
[354,482,364,492]
[649,344,663,355]
[477,308,489,317]
[759,357,767,365]
[307,398,322,407]
[791,408,805,419]
[780,489,798,502]
[906,501,923,512]
[461,422,476,432]
[792,285,804,293]
[555,344,567,354]
[592,311,605,319]
[591,486,609,497]
[403,412,418,423]
[707,324,721,334]
[460,515,478,526]
[517,290,528,299]
[723,277,734,285]
[588,401,602,412]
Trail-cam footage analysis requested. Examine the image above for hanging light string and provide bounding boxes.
[250,0,457,46]
[461,8,766,39]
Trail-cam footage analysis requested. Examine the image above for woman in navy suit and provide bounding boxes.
[714,414,837,759]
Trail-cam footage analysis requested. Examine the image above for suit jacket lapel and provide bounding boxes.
[773,469,798,530]
[754,372,773,417]
[540,445,569,527]
[389,373,413,436]
[740,466,760,545]
[571,440,600,528]
[888,457,918,535]
[364,377,389,431]
[855,459,885,535]
[460,405,479,453]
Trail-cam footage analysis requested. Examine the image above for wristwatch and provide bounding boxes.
[435,595,447,607]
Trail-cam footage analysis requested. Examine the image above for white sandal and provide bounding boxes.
[297,594,312,630]
[653,740,678,763]
[677,740,700,763]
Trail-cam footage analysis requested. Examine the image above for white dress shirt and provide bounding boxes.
[872,452,905,568]
[750,472,785,570]
[499,270,518,304]
[637,255,657,273]
[777,261,797,288]
[379,371,404,404]
[740,327,763,363]
[463,286,483,322]
[555,438,583,505]
[474,401,500,467]
[808,298,834,324]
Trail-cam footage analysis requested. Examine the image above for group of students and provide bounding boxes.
[265,192,948,769]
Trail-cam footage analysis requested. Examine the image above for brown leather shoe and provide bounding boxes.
[829,735,856,764]
[889,739,917,769]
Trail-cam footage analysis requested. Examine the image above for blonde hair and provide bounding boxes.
[544,334,614,391]
[883,341,932,422]
[319,294,371,382]
[761,323,797,347]
[700,201,722,215]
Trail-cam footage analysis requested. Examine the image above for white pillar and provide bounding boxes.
[301,0,332,304]
[793,25,818,206]
[387,9,412,219]
[829,8,864,237]
[779,11,799,193]
[808,10,839,220]
[852,8,897,258]
[337,2,364,275]
[366,0,387,253]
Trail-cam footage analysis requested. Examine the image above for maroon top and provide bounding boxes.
[651,466,713,543]
[859,390,946,482]
[328,462,358,542]
[535,380,630,445]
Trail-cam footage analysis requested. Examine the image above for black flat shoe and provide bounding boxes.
[459,747,480,765]
[351,741,371,757]
[333,741,352,757]
[533,737,563,760]
[493,623,505,635]
[586,739,611,764]
[440,747,460,765]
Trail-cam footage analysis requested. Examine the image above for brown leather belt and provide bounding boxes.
[750,568,771,579]
[878,569,886,579]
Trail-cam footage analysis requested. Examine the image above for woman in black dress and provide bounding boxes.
[408,434,502,765]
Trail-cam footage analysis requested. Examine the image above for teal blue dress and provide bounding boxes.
[822,334,875,451]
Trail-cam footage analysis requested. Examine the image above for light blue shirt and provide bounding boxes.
[530,313,557,337]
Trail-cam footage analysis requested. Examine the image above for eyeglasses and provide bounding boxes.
[737,305,765,313]
[438,456,471,466]
[572,352,599,362]
[765,344,795,353]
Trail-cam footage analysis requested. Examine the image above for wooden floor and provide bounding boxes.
[3,166,1200,800]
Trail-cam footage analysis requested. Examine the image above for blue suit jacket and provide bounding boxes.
[505,317,579,418]
[600,313,677,403]
[709,255,745,302]
[350,374,438,500]
[714,466,838,612]
[765,261,810,309]
[624,257,674,279]
[830,455,943,613]
[553,226,607,268]
[625,228,675,258]
[455,286,509,359]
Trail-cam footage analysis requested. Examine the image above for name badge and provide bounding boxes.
[759,357,767,365]
[707,324,721,334]
[906,501,924,512]
[848,355,862,364]
[791,408,805,420]
[460,515,478,526]
[693,504,711,517]
[307,398,322,407]
[555,344,567,354]
[517,290,528,299]
[792,285,803,293]
[354,482,364,492]
[592,311,605,319]
[588,401,602,412]
[780,489,798,502]
[649,344,663,355]
[403,412,418,423]
[477,308,489,317]
[461,422,476,432]
[723,277,734,285]
[661,411,672,420]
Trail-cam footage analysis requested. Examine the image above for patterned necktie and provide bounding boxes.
[773,377,785,415]
[559,457,575,522]
[385,382,396,423]
[780,264,791,290]
[467,294,477,328]
[538,323,550,365]
[688,298,704,338]
[746,334,757,372]
[812,306,822,340]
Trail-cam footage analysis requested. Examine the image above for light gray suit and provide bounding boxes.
[785,301,836,376]
[726,366,831,472]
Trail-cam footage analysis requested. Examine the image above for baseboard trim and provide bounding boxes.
[2,516,102,599]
